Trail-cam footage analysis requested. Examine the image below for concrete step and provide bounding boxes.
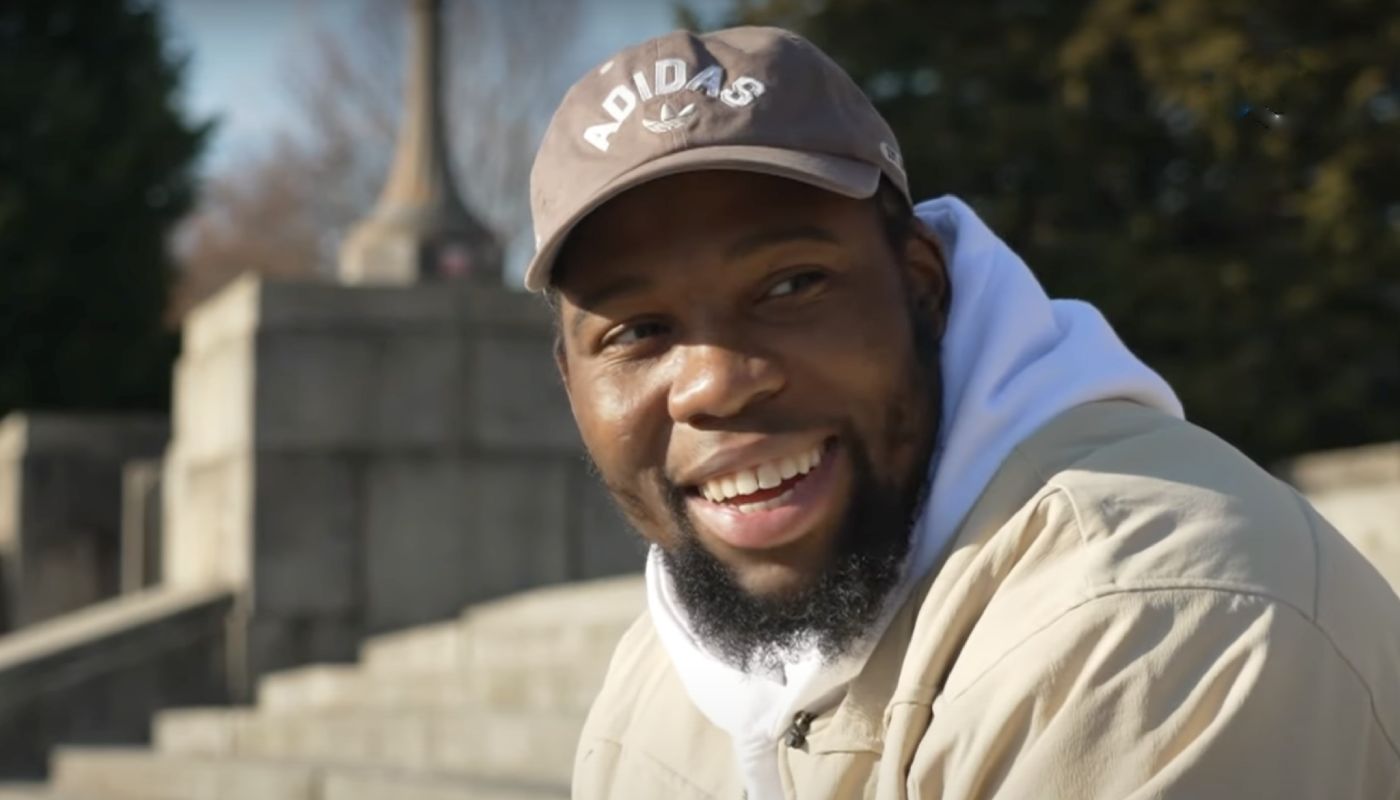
[319,769,565,800]
[52,747,317,800]
[360,621,463,675]
[32,580,643,799]
[51,748,566,800]
[460,575,644,629]
[154,706,581,786]
[257,658,610,715]
[360,623,627,680]
[360,576,643,675]
[0,785,95,800]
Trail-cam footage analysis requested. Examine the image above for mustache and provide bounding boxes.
[675,407,838,436]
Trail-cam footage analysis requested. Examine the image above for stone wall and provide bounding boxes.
[162,276,639,696]
[0,414,168,632]
[0,585,234,777]
[1280,441,1400,597]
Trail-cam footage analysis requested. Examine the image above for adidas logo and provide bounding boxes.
[642,103,697,134]
[582,57,767,152]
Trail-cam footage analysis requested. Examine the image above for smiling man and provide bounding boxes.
[526,27,1400,800]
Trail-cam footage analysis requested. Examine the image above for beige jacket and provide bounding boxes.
[574,402,1400,799]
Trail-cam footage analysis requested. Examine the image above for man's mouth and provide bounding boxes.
[684,437,843,550]
[696,440,827,511]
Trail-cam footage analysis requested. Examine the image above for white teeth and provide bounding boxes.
[779,457,799,480]
[735,471,758,495]
[697,442,827,504]
[756,463,782,489]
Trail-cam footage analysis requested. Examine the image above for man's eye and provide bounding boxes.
[606,320,668,348]
[766,271,827,299]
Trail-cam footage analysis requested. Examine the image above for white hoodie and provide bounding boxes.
[644,195,1186,799]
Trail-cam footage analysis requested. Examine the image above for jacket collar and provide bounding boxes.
[802,566,938,755]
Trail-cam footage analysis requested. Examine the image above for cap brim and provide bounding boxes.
[523,145,882,292]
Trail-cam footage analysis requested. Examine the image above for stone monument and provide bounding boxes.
[338,0,502,286]
[160,0,638,697]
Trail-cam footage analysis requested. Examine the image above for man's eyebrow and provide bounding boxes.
[567,274,652,340]
[563,226,839,341]
[724,225,840,260]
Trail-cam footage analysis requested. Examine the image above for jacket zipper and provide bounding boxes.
[784,710,815,749]
[742,711,815,799]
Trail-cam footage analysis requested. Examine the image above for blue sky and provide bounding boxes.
[156,0,329,171]
[155,0,722,174]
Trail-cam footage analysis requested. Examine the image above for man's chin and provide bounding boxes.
[725,558,828,601]
[661,529,910,670]
[682,496,850,597]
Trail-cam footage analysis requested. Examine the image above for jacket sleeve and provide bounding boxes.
[910,588,1400,799]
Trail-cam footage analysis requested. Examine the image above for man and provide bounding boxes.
[525,27,1400,799]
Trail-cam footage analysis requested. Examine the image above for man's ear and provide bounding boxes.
[902,220,951,335]
[553,333,571,396]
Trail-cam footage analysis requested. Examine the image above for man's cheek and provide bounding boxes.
[602,475,679,547]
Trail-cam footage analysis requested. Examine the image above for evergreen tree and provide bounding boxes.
[0,0,208,416]
[724,0,1400,462]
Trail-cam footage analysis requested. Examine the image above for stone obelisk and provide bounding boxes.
[338,0,501,285]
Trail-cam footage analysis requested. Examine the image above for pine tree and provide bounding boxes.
[0,0,208,415]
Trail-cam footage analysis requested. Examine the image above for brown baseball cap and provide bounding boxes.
[523,26,909,292]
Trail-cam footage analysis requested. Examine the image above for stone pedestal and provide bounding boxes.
[164,276,638,697]
[0,414,168,631]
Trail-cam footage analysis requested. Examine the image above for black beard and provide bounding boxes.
[660,428,931,674]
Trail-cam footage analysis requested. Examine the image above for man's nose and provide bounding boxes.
[667,343,785,425]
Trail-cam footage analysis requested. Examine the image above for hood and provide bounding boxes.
[645,195,1185,798]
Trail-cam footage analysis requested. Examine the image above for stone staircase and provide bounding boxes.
[0,575,645,800]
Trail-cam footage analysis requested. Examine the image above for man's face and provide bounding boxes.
[554,171,948,669]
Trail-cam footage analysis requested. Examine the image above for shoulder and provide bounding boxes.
[957,401,1400,750]
[920,585,1400,798]
[1026,403,1399,627]
[1025,401,1319,603]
